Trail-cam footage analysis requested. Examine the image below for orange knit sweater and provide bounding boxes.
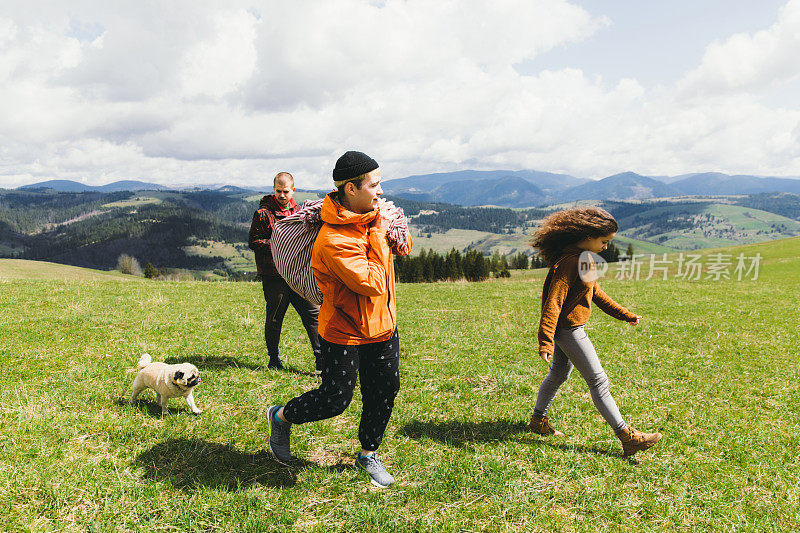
[538,246,638,356]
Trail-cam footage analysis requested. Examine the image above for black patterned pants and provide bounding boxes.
[283,329,400,451]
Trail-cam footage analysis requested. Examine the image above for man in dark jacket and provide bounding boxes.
[248,172,322,372]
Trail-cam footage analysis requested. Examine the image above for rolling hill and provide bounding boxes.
[557,172,680,202]
[384,170,800,207]
[3,185,799,273]
[408,198,800,257]
[381,169,585,205]
[669,172,800,195]
[0,258,140,280]
[397,175,548,207]
[0,188,255,272]
[609,201,800,250]
[19,179,169,192]
[382,169,585,194]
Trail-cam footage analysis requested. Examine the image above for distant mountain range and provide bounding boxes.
[559,172,678,202]
[668,172,800,195]
[389,175,550,208]
[18,179,171,193]
[381,169,587,196]
[13,171,800,207]
[383,170,800,207]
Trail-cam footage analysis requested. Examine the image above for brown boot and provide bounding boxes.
[527,414,565,437]
[616,424,662,456]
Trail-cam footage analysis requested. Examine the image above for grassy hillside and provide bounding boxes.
[615,202,800,250]
[408,200,800,257]
[608,235,677,255]
[102,196,163,208]
[0,259,139,281]
[408,229,678,258]
[184,241,257,272]
[408,227,542,257]
[1,238,798,530]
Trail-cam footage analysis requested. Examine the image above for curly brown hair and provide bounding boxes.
[531,207,618,265]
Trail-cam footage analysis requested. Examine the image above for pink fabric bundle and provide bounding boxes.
[270,199,325,304]
[271,199,410,304]
[386,208,410,255]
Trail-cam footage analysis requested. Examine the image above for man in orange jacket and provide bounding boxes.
[268,151,412,488]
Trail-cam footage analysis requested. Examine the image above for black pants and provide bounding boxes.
[262,276,321,364]
[283,330,400,451]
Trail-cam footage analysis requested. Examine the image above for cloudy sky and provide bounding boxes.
[1,0,799,190]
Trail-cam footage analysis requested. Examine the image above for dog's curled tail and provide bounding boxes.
[137,353,152,369]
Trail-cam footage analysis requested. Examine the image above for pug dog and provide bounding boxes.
[130,353,202,416]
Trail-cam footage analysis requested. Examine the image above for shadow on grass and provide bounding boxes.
[398,419,528,448]
[135,438,352,491]
[115,397,194,418]
[538,441,625,460]
[399,419,625,459]
[162,355,319,376]
[277,364,319,377]
[164,354,262,371]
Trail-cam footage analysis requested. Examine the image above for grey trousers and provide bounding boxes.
[533,325,626,432]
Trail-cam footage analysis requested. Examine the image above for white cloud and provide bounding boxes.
[678,0,800,97]
[179,9,259,100]
[0,0,799,191]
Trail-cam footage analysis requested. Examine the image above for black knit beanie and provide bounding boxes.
[332,151,379,186]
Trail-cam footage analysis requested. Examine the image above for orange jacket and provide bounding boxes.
[311,193,412,345]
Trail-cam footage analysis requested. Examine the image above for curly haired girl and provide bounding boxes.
[529,207,661,456]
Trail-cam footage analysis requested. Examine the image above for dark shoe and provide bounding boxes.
[616,424,662,456]
[355,453,394,488]
[267,359,284,370]
[268,405,292,465]
[527,414,565,437]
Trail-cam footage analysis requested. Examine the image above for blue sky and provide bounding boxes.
[0,0,798,189]
[522,1,787,87]
[524,0,800,112]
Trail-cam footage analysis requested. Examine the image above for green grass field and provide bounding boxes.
[1,238,799,531]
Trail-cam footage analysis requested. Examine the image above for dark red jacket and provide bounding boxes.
[248,195,298,277]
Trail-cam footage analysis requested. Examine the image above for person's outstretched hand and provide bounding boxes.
[628,315,642,326]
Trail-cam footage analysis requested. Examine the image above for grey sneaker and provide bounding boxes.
[268,405,292,465]
[355,453,395,488]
